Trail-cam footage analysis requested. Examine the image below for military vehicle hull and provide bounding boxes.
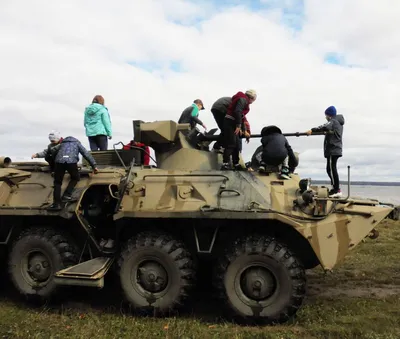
[0,120,397,325]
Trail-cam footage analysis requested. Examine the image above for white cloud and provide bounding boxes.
[0,0,399,182]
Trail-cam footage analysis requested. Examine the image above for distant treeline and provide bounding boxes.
[311,180,400,187]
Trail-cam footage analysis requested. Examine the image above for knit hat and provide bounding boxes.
[245,89,257,99]
[325,106,337,116]
[49,130,61,142]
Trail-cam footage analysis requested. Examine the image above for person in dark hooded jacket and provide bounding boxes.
[257,125,297,179]
[47,136,98,211]
[250,145,299,173]
[306,105,345,198]
[84,95,112,151]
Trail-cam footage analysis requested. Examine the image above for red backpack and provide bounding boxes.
[123,141,150,165]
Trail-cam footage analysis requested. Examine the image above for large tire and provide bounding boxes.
[118,231,195,316]
[8,227,79,301]
[214,234,306,325]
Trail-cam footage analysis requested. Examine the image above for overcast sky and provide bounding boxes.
[1,0,399,182]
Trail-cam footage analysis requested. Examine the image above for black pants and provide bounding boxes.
[44,154,55,172]
[326,155,340,191]
[88,135,108,151]
[222,119,240,165]
[211,109,225,149]
[53,163,80,204]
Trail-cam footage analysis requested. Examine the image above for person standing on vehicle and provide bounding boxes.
[47,136,98,211]
[178,99,207,131]
[31,131,63,172]
[221,89,257,170]
[210,96,231,152]
[84,95,112,151]
[306,105,345,198]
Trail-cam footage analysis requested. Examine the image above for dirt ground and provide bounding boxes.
[0,219,399,339]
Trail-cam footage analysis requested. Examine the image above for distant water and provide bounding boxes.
[337,185,400,205]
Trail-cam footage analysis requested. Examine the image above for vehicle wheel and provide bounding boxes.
[118,231,195,316]
[214,234,306,325]
[8,227,79,301]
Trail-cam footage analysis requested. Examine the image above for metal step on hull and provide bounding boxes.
[54,257,114,288]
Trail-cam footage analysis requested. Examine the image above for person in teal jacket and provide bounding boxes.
[84,95,112,151]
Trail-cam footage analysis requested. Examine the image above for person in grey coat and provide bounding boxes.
[306,105,345,198]
[211,96,232,151]
[47,136,98,211]
[31,131,63,172]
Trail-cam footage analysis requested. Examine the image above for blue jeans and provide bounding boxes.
[88,135,108,151]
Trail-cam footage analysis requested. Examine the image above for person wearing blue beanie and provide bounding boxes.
[325,106,337,116]
[305,105,345,198]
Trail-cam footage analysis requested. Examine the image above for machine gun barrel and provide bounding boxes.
[198,131,327,142]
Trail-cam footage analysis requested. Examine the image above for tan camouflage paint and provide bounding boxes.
[0,120,395,272]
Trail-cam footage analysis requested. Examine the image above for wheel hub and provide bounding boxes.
[27,253,51,282]
[240,266,276,301]
[137,261,168,293]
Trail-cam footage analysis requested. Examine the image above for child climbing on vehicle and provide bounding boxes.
[47,136,98,211]
[258,125,297,179]
[306,105,345,198]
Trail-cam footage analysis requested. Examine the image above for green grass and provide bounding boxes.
[0,220,399,339]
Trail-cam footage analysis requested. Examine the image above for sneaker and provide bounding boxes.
[62,195,72,202]
[279,166,291,180]
[100,238,115,249]
[234,164,246,171]
[258,165,266,173]
[329,189,343,198]
[220,163,231,170]
[47,203,62,211]
[279,173,291,180]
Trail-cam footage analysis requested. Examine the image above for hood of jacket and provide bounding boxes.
[85,103,106,117]
[332,114,345,125]
[62,136,79,143]
[261,125,282,136]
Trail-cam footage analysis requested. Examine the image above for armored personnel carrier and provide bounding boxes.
[0,120,397,325]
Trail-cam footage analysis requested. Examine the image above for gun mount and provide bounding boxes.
[132,119,326,171]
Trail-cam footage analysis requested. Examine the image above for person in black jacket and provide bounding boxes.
[257,125,297,179]
[178,99,207,131]
[306,105,345,198]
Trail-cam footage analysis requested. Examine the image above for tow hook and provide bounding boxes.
[368,229,379,239]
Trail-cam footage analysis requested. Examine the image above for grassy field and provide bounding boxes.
[0,220,399,339]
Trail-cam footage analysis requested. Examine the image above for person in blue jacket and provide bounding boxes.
[47,136,98,211]
[84,95,112,151]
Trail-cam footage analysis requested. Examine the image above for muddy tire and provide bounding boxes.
[8,227,79,301]
[118,231,195,316]
[214,234,306,324]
